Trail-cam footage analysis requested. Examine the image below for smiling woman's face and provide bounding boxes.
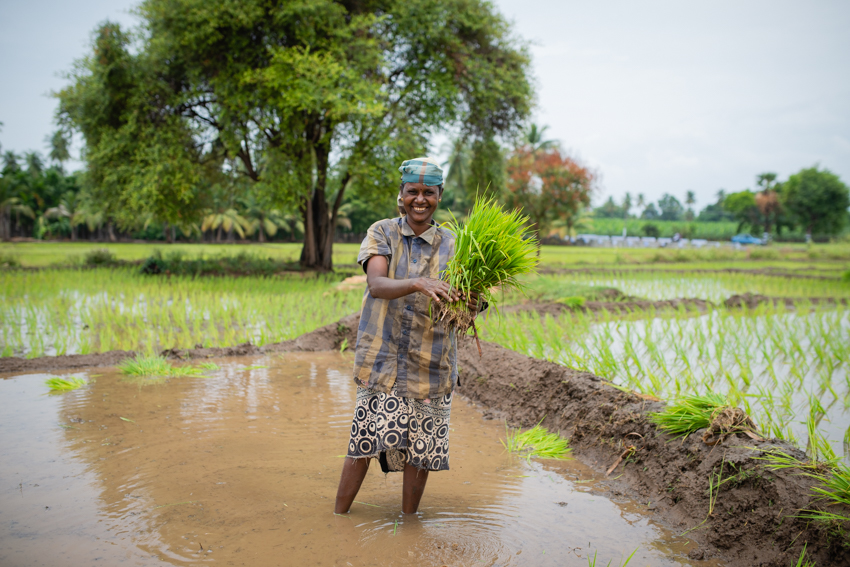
[400,182,441,225]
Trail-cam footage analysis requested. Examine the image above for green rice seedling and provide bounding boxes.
[197,362,220,370]
[502,421,571,460]
[648,393,728,438]
[586,547,638,567]
[435,196,539,343]
[809,463,850,512]
[556,296,586,309]
[118,355,203,378]
[794,543,815,567]
[45,376,86,392]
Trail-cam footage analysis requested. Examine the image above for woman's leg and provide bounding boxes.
[402,463,429,514]
[334,457,371,514]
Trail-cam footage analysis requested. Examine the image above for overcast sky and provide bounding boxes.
[1,1,848,209]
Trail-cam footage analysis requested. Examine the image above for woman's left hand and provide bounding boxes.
[462,291,481,312]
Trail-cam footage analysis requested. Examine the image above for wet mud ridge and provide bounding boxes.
[3,311,849,566]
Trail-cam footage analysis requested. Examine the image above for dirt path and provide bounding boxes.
[3,309,848,566]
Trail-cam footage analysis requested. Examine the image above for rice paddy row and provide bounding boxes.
[0,268,363,357]
[528,271,850,303]
[480,302,850,462]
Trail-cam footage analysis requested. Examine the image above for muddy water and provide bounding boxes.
[1,353,722,567]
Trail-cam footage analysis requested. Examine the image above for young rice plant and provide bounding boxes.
[435,196,539,346]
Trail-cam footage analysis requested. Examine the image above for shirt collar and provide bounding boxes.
[401,217,437,245]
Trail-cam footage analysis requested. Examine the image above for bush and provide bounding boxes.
[749,248,780,260]
[842,270,850,283]
[641,223,660,238]
[140,250,300,277]
[0,253,21,268]
[140,250,167,274]
[83,248,118,266]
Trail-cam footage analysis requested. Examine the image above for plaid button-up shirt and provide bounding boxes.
[354,217,457,399]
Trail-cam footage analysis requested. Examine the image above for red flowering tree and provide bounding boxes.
[505,146,596,241]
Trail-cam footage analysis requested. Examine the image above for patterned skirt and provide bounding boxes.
[346,386,452,473]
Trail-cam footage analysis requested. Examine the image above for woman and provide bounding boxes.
[334,157,479,515]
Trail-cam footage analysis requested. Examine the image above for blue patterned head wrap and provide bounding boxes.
[398,157,444,186]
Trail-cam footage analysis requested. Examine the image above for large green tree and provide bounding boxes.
[57,0,533,269]
[781,166,849,238]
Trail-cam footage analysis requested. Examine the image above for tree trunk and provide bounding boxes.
[258,226,265,243]
[165,223,173,243]
[299,142,337,271]
[108,223,116,242]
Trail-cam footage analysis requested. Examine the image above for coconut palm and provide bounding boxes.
[44,191,84,239]
[202,208,250,241]
[524,123,558,154]
[0,196,35,240]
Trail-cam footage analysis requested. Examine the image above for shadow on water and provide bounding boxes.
[0,353,724,566]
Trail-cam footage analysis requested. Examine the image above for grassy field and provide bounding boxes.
[4,240,850,270]
[587,217,740,239]
[0,242,364,268]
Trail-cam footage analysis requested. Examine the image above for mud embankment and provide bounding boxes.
[3,307,849,566]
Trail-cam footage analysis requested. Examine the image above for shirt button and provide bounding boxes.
[405,305,412,311]
[412,258,417,264]
[402,330,409,336]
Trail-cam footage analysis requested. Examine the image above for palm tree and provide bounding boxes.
[0,196,35,240]
[24,152,44,177]
[685,190,696,221]
[524,123,558,154]
[622,192,633,219]
[442,137,472,196]
[44,191,82,239]
[202,208,250,242]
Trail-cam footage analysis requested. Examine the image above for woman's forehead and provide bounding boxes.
[402,182,441,191]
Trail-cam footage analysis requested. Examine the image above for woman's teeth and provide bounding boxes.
[413,206,428,213]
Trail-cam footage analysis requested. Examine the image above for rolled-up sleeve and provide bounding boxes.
[358,221,392,272]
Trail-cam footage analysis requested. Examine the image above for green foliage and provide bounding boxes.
[657,193,684,221]
[586,548,638,567]
[0,253,20,268]
[588,218,738,239]
[649,394,728,438]
[437,196,539,332]
[556,296,586,309]
[118,355,204,377]
[140,250,301,277]
[782,166,850,236]
[641,223,660,238]
[45,376,86,391]
[502,421,571,460]
[83,248,118,266]
[57,0,534,269]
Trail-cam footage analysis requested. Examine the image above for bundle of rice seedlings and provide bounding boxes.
[45,376,86,392]
[435,196,539,351]
[118,355,204,378]
[649,393,758,442]
[502,421,571,461]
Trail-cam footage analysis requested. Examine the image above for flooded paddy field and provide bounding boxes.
[483,304,850,461]
[0,353,719,567]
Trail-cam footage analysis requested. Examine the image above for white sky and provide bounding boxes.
[1,0,848,209]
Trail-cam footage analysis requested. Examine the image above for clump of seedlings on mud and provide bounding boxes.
[434,196,539,353]
[648,393,760,444]
[502,421,571,461]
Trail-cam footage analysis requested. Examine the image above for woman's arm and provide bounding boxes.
[365,255,460,303]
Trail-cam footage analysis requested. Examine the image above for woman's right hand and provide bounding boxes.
[416,277,460,303]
